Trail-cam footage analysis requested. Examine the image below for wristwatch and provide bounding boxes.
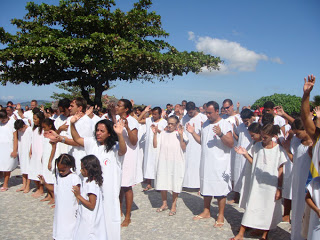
[218,132,224,138]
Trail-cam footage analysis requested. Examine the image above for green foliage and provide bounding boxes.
[313,95,320,107]
[251,93,301,115]
[0,0,221,106]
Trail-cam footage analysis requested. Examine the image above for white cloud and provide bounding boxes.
[1,96,14,101]
[188,32,282,74]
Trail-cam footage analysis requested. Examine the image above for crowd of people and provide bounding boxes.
[0,74,319,240]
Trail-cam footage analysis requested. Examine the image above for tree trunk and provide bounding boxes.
[94,85,104,108]
[80,86,94,106]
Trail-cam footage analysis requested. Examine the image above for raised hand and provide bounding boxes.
[144,105,151,113]
[16,103,21,110]
[234,146,248,155]
[237,102,240,108]
[40,105,45,112]
[213,124,222,137]
[113,119,124,135]
[275,106,285,116]
[177,124,184,136]
[70,112,82,124]
[303,74,316,95]
[86,106,94,116]
[58,122,69,132]
[186,123,195,134]
[46,130,60,143]
[151,124,158,134]
[130,99,135,107]
[72,185,81,198]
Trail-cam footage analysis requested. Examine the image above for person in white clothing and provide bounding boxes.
[0,110,18,191]
[232,124,286,240]
[70,115,126,240]
[187,101,234,227]
[14,119,33,193]
[153,115,188,216]
[181,101,205,189]
[39,154,81,240]
[72,155,107,240]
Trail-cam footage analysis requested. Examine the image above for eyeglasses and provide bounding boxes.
[223,106,231,110]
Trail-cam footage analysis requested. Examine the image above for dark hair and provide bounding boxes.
[182,100,187,104]
[54,154,76,181]
[119,99,132,114]
[195,107,200,113]
[58,98,71,109]
[223,99,233,106]
[0,109,7,119]
[263,101,275,109]
[291,118,304,131]
[261,113,274,125]
[42,118,56,131]
[248,122,261,134]
[206,101,219,111]
[33,111,45,134]
[6,101,13,106]
[135,106,143,112]
[152,107,162,115]
[31,100,38,104]
[168,115,179,124]
[14,119,26,130]
[32,107,40,114]
[240,109,254,119]
[186,101,196,111]
[95,120,118,152]
[46,107,54,115]
[73,97,87,113]
[81,155,103,186]
[261,123,280,136]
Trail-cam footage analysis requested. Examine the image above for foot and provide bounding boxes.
[156,206,168,212]
[48,199,55,205]
[16,187,25,192]
[23,188,30,193]
[50,204,55,209]
[227,199,239,204]
[40,195,51,202]
[142,185,152,192]
[193,213,211,220]
[121,218,131,227]
[230,234,244,240]
[32,191,43,198]
[169,210,176,216]
[214,221,224,228]
[0,187,8,192]
[282,215,290,222]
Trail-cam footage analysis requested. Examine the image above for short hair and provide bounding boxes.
[152,107,162,115]
[182,100,187,104]
[73,97,87,113]
[240,109,254,119]
[261,113,274,125]
[223,99,233,106]
[58,98,71,109]
[186,101,196,111]
[6,101,13,106]
[14,119,26,130]
[166,103,171,107]
[206,101,219,111]
[248,122,261,134]
[263,101,275,109]
[168,115,179,124]
[291,118,304,131]
[0,109,7,119]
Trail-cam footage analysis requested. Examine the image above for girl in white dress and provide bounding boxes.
[0,110,18,191]
[41,118,57,205]
[73,155,107,240]
[39,154,81,240]
[29,111,45,198]
[232,123,287,240]
[153,115,188,216]
[70,114,126,240]
[14,119,32,193]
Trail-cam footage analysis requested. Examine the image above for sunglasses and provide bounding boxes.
[223,106,231,110]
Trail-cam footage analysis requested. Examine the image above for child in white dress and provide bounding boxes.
[153,115,188,216]
[232,123,287,240]
[39,154,80,240]
[73,155,107,240]
[306,176,320,240]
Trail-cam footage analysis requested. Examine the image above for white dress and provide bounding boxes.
[42,137,56,184]
[68,115,94,175]
[28,128,44,180]
[84,137,123,240]
[73,179,107,240]
[136,123,146,184]
[233,123,252,193]
[306,177,320,240]
[117,115,139,187]
[290,137,311,240]
[0,119,18,171]
[241,143,287,230]
[54,114,70,156]
[155,131,188,193]
[200,118,233,196]
[182,113,203,188]
[143,117,167,179]
[17,127,33,174]
[53,172,81,240]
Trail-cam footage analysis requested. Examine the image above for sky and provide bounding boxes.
[1,0,320,108]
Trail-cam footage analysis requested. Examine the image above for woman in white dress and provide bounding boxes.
[14,119,32,193]
[0,110,18,191]
[153,115,188,216]
[29,111,45,198]
[232,124,287,240]
[70,113,126,240]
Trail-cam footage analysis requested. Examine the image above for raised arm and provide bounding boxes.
[234,146,253,164]
[186,123,201,144]
[113,119,127,156]
[301,75,318,141]
[213,125,234,148]
[178,125,187,151]
[275,106,295,124]
[70,114,84,147]
[137,105,151,124]
[152,125,158,148]
[123,118,138,146]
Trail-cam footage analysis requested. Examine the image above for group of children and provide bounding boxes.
[0,75,320,240]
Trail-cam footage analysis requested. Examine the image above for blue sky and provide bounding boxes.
[1,0,320,108]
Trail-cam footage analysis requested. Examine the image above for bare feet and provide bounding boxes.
[142,185,152,192]
[32,191,44,198]
[229,234,244,240]
[48,199,55,205]
[40,194,51,202]
[121,218,131,227]
[16,187,25,192]
[50,204,55,209]
[214,215,225,228]
[282,215,290,222]
[23,188,30,193]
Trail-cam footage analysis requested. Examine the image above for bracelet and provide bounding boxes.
[218,133,224,138]
[61,137,66,143]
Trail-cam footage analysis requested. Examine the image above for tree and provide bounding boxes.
[251,93,301,115]
[0,0,221,107]
[312,95,320,107]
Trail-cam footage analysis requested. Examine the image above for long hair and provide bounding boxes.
[81,155,103,186]
[33,111,45,134]
[95,119,118,152]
